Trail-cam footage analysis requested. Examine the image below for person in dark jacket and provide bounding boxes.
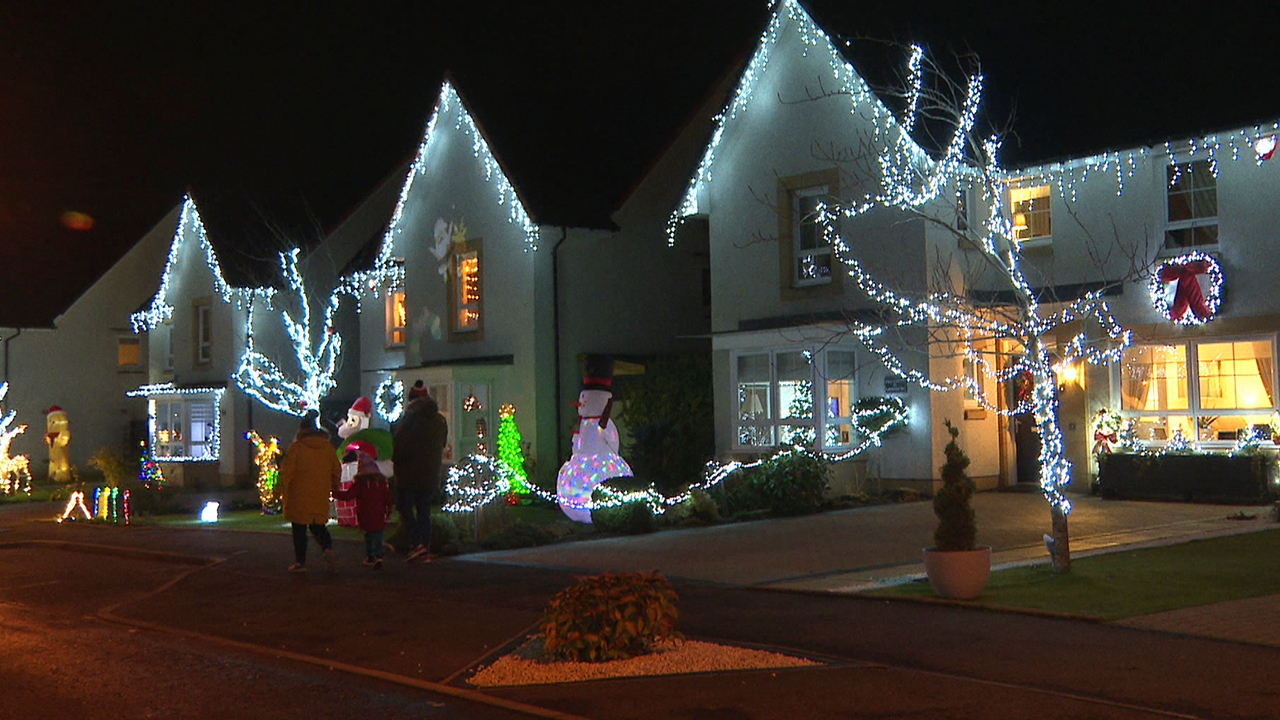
[391,381,448,561]
[334,447,394,569]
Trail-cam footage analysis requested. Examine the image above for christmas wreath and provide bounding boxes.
[1148,251,1222,325]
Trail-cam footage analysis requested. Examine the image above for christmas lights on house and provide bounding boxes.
[131,196,274,333]
[1149,251,1223,325]
[127,384,226,462]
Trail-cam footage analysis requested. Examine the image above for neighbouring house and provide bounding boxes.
[127,186,394,488]
[344,77,714,490]
[670,0,1280,499]
[0,206,176,479]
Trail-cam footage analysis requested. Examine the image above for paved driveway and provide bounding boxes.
[461,490,1273,590]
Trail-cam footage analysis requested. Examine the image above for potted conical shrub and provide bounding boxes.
[922,420,990,599]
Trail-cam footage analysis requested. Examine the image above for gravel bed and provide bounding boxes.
[467,637,822,687]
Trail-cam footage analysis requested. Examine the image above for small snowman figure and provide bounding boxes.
[556,356,632,523]
[336,397,394,527]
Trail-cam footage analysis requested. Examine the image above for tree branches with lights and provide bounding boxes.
[816,45,1134,573]
[234,248,344,416]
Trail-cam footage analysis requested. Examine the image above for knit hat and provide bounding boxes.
[355,450,380,477]
[349,396,373,420]
[299,410,320,431]
[345,439,377,459]
[408,380,430,399]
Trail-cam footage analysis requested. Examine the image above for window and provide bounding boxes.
[1166,160,1218,249]
[733,347,857,451]
[1008,184,1051,242]
[385,259,406,348]
[1117,337,1275,444]
[448,240,482,338]
[153,393,219,461]
[117,337,141,368]
[792,187,832,286]
[955,189,969,233]
[193,300,212,365]
[163,323,174,371]
[778,169,840,299]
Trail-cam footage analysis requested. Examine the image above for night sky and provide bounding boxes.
[2,1,1276,327]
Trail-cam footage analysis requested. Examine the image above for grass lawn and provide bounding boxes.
[867,528,1280,621]
[134,509,367,542]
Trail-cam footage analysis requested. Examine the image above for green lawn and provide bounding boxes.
[133,509,368,542]
[867,528,1280,620]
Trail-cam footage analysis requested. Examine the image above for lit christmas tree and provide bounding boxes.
[137,439,165,489]
[495,404,530,497]
[246,431,282,514]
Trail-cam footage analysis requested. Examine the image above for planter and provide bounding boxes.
[922,546,991,600]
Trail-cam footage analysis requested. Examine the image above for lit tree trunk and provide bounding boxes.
[1029,342,1073,573]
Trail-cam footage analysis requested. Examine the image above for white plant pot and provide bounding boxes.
[922,546,991,600]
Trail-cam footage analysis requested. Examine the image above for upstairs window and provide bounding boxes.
[449,239,483,339]
[792,187,832,286]
[1008,184,1051,242]
[386,260,407,348]
[1166,160,1219,249]
[117,337,141,369]
[193,300,212,366]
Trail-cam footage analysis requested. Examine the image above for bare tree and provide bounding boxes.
[817,45,1136,573]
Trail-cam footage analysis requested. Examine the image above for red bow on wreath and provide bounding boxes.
[1157,260,1211,322]
[1092,430,1117,454]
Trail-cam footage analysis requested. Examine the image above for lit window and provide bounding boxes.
[1008,185,1051,242]
[153,394,219,461]
[1118,337,1275,444]
[733,347,857,450]
[792,187,832,286]
[117,337,141,368]
[1166,161,1218,249]
[386,290,406,348]
[454,249,481,332]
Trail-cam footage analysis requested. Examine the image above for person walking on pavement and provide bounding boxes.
[392,381,448,562]
[278,410,342,572]
[333,447,394,569]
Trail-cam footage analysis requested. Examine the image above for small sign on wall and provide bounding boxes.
[883,377,908,396]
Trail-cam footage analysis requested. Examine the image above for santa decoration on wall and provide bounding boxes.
[336,396,394,527]
[555,355,633,523]
[1149,251,1223,326]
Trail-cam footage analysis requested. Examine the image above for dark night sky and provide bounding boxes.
[2,1,1276,327]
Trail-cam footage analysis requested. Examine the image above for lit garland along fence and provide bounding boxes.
[443,396,909,515]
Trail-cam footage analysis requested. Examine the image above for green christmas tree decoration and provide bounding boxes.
[138,440,165,489]
[496,404,530,496]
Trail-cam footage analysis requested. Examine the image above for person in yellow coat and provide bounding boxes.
[278,411,341,572]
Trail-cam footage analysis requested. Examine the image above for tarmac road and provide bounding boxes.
[1,498,1277,719]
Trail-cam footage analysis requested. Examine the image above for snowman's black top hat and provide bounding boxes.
[581,354,614,392]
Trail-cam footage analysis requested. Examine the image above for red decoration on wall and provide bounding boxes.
[1157,260,1212,322]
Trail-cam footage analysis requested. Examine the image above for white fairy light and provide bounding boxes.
[1149,251,1224,326]
[375,377,405,423]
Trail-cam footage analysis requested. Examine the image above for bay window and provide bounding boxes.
[733,346,857,451]
[1117,337,1276,445]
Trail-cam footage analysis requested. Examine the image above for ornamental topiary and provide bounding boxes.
[541,571,681,662]
[933,420,976,551]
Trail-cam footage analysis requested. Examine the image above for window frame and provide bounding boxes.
[447,238,483,341]
[1006,182,1052,246]
[777,169,842,300]
[730,345,859,453]
[385,259,407,349]
[1164,160,1219,250]
[193,299,212,366]
[1112,334,1278,448]
[150,391,221,462]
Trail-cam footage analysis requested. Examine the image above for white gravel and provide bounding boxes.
[467,637,822,687]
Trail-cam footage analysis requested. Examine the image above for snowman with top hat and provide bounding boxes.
[556,355,632,523]
[335,397,394,527]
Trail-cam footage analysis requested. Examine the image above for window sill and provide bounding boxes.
[1157,244,1221,258]
[1015,237,1052,251]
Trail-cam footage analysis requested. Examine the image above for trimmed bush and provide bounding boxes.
[730,447,829,517]
[541,571,681,662]
[590,501,657,535]
[933,420,976,551]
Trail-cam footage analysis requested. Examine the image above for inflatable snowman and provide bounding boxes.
[336,397,394,527]
[556,356,632,523]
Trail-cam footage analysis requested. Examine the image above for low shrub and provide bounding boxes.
[730,447,829,517]
[87,447,136,488]
[480,519,558,550]
[590,501,656,535]
[541,571,681,662]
